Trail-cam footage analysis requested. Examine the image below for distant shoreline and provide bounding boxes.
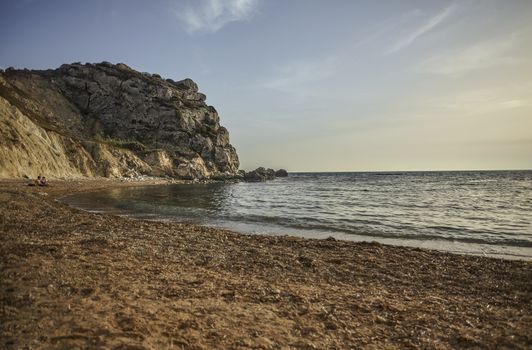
[1,179,531,349]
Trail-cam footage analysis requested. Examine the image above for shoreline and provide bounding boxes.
[1,179,531,349]
[59,180,532,262]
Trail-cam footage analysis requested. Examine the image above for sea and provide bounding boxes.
[61,171,532,260]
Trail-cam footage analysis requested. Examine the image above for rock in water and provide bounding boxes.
[0,62,239,179]
[275,169,288,177]
[244,167,276,182]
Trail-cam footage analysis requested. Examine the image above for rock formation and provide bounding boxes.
[0,62,239,179]
[243,167,276,182]
[274,169,288,177]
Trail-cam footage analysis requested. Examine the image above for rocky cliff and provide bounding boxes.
[0,62,239,179]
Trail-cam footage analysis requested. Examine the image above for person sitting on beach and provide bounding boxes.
[28,175,41,186]
[39,176,48,186]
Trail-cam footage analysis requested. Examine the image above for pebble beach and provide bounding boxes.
[1,179,531,349]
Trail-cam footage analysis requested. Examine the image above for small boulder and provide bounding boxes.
[174,78,198,91]
[244,167,276,182]
[243,170,263,182]
[275,169,288,177]
[116,63,133,71]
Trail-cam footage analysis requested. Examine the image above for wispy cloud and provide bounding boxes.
[386,4,456,54]
[259,56,338,96]
[177,0,259,34]
[417,86,531,118]
[416,34,522,76]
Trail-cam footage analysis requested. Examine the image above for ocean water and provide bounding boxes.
[61,171,532,260]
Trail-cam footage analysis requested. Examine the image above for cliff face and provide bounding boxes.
[0,62,239,179]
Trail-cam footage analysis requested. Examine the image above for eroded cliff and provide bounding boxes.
[0,62,239,179]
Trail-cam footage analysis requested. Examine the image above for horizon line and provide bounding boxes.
[283,168,532,173]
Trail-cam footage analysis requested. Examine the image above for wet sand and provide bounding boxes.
[1,179,531,349]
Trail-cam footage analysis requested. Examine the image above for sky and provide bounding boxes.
[1,0,531,171]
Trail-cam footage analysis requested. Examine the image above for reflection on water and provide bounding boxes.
[61,171,532,260]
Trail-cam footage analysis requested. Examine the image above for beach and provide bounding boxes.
[1,179,531,349]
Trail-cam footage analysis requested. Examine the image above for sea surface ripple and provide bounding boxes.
[62,171,532,259]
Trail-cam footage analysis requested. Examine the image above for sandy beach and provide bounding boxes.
[1,179,531,349]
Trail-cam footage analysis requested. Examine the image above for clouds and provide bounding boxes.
[416,34,523,76]
[260,56,338,94]
[386,3,456,54]
[426,87,530,118]
[172,0,531,170]
[177,0,259,34]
